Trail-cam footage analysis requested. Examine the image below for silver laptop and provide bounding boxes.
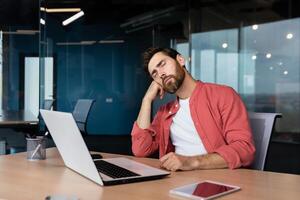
[40,109,169,186]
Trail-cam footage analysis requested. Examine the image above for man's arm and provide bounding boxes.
[214,87,255,169]
[131,81,164,157]
[136,81,164,129]
[160,152,227,171]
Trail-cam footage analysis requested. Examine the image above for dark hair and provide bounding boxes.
[142,47,180,74]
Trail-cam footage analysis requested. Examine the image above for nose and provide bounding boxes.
[158,68,166,79]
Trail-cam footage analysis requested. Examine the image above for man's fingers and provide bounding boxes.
[159,87,165,99]
[161,157,180,171]
[159,152,171,163]
[160,153,178,170]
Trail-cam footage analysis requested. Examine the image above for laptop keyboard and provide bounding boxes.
[94,160,141,178]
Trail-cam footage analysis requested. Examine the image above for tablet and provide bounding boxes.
[169,180,240,200]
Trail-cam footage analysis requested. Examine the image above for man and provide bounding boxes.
[131,47,255,171]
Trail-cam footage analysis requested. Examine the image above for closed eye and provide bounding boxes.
[151,69,158,79]
[152,71,158,79]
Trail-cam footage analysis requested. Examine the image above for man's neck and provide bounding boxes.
[176,72,197,99]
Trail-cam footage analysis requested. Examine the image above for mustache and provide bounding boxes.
[162,75,175,84]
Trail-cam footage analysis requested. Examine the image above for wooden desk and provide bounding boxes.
[0,148,300,200]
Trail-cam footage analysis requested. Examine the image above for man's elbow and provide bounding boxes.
[243,144,256,167]
[132,146,148,157]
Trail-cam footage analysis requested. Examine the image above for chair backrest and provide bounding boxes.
[248,112,282,170]
[72,99,95,134]
[43,99,55,110]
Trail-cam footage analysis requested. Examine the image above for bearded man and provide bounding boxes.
[131,47,255,171]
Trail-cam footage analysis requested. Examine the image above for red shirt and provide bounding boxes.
[131,81,255,169]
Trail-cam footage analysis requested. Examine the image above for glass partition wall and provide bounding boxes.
[190,19,300,141]
[0,27,39,113]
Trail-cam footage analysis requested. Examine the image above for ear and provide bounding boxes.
[176,54,185,67]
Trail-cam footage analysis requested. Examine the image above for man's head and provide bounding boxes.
[142,47,186,94]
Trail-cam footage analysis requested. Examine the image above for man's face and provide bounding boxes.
[148,52,185,94]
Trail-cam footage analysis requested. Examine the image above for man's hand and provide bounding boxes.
[159,152,198,171]
[143,81,165,102]
[159,152,228,171]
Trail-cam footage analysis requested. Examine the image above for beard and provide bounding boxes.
[162,63,185,94]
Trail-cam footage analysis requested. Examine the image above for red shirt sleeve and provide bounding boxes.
[131,107,164,157]
[214,87,256,169]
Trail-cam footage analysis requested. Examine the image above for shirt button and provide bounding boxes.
[169,111,172,114]
[175,104,178,107]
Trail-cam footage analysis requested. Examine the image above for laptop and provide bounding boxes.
[40,109,170,186]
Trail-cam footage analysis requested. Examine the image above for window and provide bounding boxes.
[190,18,300,138]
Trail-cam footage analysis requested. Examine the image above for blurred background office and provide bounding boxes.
[0,0,299,174]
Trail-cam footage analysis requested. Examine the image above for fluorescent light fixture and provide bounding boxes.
[62,11,84,26]
[99,40,125,44]
[40,18,45,25]
[266,53,272,59]
[80,41,96,45]
[17,29,39,33]
[56,40,124,45]
[17,30,39,33]
[56,41,96,46]
[222,43,228,48]
[3,30,39,35]
[252,24,258,30]
[286,33,293,39]
[2,30,39,35]
[251,55,257,60]
[40,7,81,13]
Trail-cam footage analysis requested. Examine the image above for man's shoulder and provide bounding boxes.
[199,81,235,94]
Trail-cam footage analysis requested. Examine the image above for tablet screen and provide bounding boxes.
[192,182,234,197]
[170,181,240,200]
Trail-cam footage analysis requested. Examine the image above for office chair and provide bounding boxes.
[248,112,282,171]
[43,99,55,110]
[72,99,95,135]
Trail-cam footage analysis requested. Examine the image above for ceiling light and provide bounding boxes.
[269,67,273,70]
[2,30,39,35]
[266,53,272,59]
[40,18,45,25]
[62,11,84,26]
[283,70,288,75]
[99,40,125,44]
[286,33,293,39]
[17,30,39,33]
[222,43,228,48]
[56,41,96,45]
[80,41,96,45]
[251,55,257,60]
[41,7,81,13]
[252,24,258,30]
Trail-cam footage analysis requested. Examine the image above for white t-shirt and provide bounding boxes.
[170,98,207,156]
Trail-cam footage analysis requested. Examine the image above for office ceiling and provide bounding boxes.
[0,0,299,29]
[0,0,39,26]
